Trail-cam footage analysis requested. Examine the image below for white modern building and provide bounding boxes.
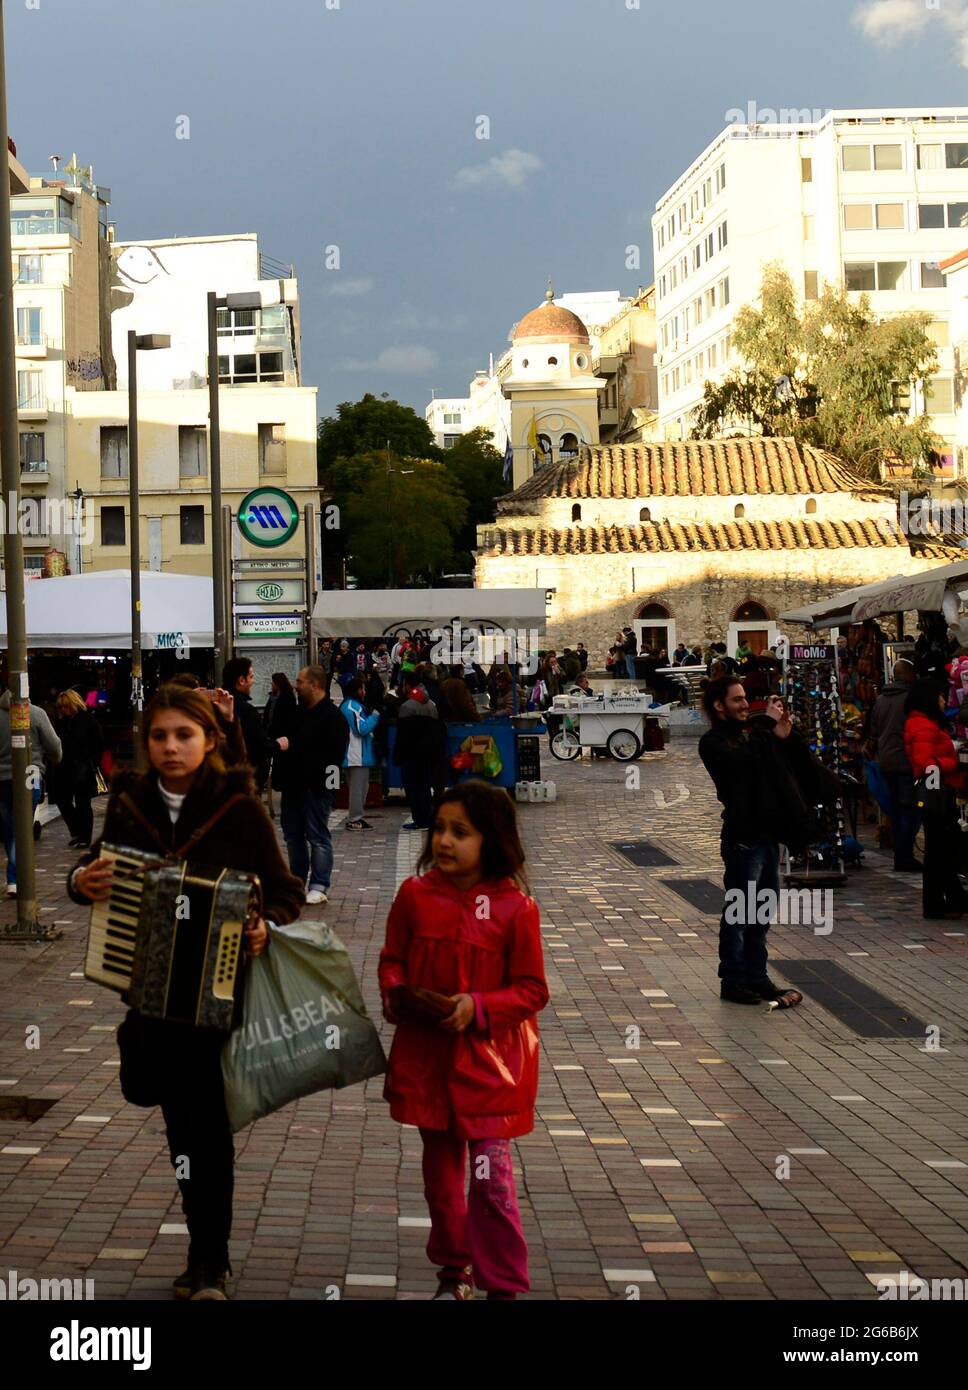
[652,108,968,471]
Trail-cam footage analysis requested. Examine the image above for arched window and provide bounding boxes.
[537,434,553,465]
[734,503,745,519]
[638,602,670,619]
[805,497,817,514]
[571,503,582,522]
[560,432,579,458]
[547,356,559,366]
[734,600,769,622]
[640,507,652,522]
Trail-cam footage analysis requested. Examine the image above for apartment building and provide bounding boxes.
[9,160,114,580]
[652,108,968,471]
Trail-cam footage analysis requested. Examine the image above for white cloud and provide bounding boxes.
[451,147,543,192]
[854,0,968,66]
[341,344,439,374]
[321,276,374,298]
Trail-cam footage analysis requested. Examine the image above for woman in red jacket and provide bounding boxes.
[378,780,548,1301]
[903,680,968,919]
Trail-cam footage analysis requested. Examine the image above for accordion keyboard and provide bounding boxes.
[84,845,156,993]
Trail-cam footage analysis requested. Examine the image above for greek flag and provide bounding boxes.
[503,435,513,483]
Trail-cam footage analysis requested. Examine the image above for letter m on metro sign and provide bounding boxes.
[237,486,299,548]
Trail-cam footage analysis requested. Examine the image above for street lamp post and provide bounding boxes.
[127,331,170,768]
[0,0,46,936]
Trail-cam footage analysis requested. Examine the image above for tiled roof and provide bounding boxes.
[477,519,960,558]
[498,438,887,507]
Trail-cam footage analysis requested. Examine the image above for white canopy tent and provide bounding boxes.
[780,557,968,631]
[311,588,548,641]
[0,570,214,650]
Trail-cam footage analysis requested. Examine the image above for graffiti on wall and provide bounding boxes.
[66,352,104,384]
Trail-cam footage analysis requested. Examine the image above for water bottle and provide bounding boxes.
[515,781,530,802]
[543,780,557,802]
[528,781,543,802]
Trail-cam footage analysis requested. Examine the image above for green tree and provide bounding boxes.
[340,453,467,587]
[692,264,942,478]
[317,392,441,482]
[440,427,507,570]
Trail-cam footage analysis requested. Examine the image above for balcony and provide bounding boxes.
[17,397,47,420]
[20,459,49,484]
[10,216,79,240]
[16,332,47,358]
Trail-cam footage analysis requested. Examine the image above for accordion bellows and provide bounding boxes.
[85,844,260,1031]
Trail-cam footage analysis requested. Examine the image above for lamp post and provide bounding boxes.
[72,482,83,575]
[0,0,46,936]
[127,331,170,767]
[384,441,413,587]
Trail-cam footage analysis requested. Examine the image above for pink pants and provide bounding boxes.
[419,1129,529,1294]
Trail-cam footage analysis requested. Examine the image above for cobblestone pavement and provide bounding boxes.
[1,740,967,1301]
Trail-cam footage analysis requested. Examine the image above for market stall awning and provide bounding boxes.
[311,588,548,640]
[780,557,968,630]
[0,570,214,650]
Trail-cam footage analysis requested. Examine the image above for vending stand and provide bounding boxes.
[547,692,666,762]
[781,642,848,886]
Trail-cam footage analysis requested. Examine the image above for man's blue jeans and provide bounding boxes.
[280,788,333,892]
[625,654,636,679]
[0,781,43,886]
[884,770,918,866]
[718,840,779,986]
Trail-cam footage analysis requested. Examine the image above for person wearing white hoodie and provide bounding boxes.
[0,682,62,895]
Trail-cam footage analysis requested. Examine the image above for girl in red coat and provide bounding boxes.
[378,780,548,1300]
[903,679,968,919]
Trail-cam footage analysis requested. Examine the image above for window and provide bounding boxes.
[684,358,693,385]
[844,204,873,230]
[720,276,730,306]
[640,507,651,522]
[680,255,688,280]
[705,232,714,260]
[19,431,45,469]
[875,203,904,229]
[723,334,732,360]
[692,244,701,271]
[918,143,943,170]
[891,382,911,415]
[717,221,728,250]
[678,204,686,229]
[216,307,256,337]
[180,506,205,545]
[17,254,41,284]
[100,426,128,479]
[803,214,815,240]
[919,203,945,229]
[703,177,711,205]
[571,504,581,522]
[707,343,718,369]
[101,506,125,547]
[218,352,285,384]
[683,306,691,334]
[949,202,968,228]
[734,503,745,519]
[926,377,955,415]
[804,269,819,299]
[661,323,670,349]
[21,502,47,539]
[547,355,558,366]
[443,434,461,448]
[178,425,207,479]
[715,163,726,193]
[17,370,43,409]
[704,286,717,314]
[690,191,699,217]
[801,157,812,182]
[667,215,675,241]
[926,319,950,347]
[873,144,903,171]
[876,261,906,290]
[845,262,876,292]
[258,422,287,476]
[693,296,703,325]
[659,275,667,298]
[16,306,42,346]
[946,143,968,169]
[672,367,681,390]
[443,412,461,424]
[921,261,946,289]
[670,264,678,290]
[658,226,665,250]
[843,145,871,171]
[561,434,579,458]
[805,497,817,515]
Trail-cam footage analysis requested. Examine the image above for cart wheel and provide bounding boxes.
[607,728,641,762]
[550,729,582,761]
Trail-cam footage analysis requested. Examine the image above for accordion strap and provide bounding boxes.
[117,790,249,861]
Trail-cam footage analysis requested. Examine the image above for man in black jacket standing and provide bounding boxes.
[222,657,288,786]
[273,666,348,906]
[698,676,805,1007]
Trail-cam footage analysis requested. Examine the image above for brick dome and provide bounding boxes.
[513,286,590,345]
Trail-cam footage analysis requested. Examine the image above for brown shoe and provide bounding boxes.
[432,1266,473,1300]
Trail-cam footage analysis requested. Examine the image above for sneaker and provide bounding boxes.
[432,1267,473,1300]
[189,1263,230,1301]
[305,888,328,906]
[5,884,16,897]
[402,822,427,831]
[720,981,762,1005]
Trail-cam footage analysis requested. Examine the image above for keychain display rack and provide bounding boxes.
[781,643,848,887]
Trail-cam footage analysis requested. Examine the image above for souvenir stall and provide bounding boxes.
[781,642,848,885]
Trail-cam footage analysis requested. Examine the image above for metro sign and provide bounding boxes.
[237,486,299,548]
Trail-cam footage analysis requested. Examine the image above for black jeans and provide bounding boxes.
[922,796,968,917]
[55,770,94,844]
[401,761,433,828]
[130,1014,234,1268]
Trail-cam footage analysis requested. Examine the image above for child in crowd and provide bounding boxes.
[378,780,548,1300]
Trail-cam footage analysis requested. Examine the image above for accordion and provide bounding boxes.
[84,844,261,1031]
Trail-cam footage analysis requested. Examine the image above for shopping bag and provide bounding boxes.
[221,920,387,1132]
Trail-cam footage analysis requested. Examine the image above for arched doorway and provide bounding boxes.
[727,600,776,658]
[633,601,675,661]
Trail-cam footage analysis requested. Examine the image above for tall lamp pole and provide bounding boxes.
[207,292,226,684]
[127,331,170,767]
[0,0,44,936]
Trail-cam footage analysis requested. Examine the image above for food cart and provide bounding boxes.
[547,692,665,762]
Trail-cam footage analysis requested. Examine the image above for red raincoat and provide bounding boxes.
[378,870,548,1139]
[904,710,965,792]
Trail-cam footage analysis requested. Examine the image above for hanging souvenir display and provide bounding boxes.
[782,643,848,886]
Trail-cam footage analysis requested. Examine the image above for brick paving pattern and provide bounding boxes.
[1,744,967,1300]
